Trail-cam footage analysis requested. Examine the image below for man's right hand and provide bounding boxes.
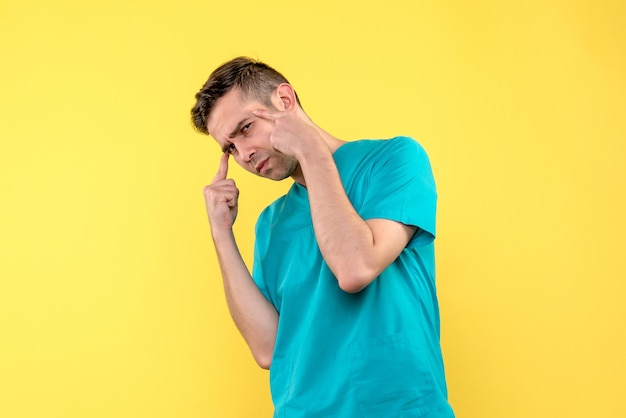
[203,152,239,234]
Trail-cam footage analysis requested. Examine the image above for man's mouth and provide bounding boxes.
[255,159,268,174]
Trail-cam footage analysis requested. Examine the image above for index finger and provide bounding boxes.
[252,108,281,121]
[212,152,229,182]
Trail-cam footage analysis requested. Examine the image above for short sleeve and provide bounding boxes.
[358,137,437,247]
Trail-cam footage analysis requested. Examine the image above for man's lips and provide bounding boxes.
[255,158,268,174]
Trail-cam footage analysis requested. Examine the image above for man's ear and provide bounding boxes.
[272,83,297,111]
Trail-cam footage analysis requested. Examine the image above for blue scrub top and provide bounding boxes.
[252,137,454,417]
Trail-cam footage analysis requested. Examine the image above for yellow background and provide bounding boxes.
[1,0,625,417]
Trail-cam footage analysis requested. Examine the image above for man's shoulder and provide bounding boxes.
[340,136,423,153]
[334,136,426,168]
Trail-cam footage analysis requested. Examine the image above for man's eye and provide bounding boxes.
[242,122,252,133]
[227,143,236,154]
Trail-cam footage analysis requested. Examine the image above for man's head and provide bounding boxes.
[191,57,305,182]
[191,57,300,136]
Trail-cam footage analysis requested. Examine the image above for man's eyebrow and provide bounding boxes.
[219,118,249,153]
[228,118,249,139]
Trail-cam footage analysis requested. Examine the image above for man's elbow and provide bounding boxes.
[251,347,273,370]
[336,268,376,293]
[256,357,271,370]
[252,353,272,370]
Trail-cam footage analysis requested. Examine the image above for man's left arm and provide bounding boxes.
[297,144,416,293]
[253,102,419,293]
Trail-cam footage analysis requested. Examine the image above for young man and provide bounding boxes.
[191,57,455,417]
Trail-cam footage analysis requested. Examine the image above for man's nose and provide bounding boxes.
[238,143,255,163]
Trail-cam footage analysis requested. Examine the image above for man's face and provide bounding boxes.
[207,88,299,181]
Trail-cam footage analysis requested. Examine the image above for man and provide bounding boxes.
[191,57,455,417]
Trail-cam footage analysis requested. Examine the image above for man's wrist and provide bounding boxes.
[296,140,333,168]
[211,226,235,243]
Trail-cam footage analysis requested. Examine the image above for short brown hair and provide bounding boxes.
[191,57,300,135]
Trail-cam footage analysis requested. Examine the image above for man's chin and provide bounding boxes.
[268,173,291,181]
[255,170,287,181]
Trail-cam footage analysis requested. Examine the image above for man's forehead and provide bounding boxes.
[207,89,245,139]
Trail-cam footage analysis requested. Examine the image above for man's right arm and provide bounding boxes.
[211,229,278,369]
[203,153,278,369]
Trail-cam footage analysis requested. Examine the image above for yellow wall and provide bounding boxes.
[1,0,625,417]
